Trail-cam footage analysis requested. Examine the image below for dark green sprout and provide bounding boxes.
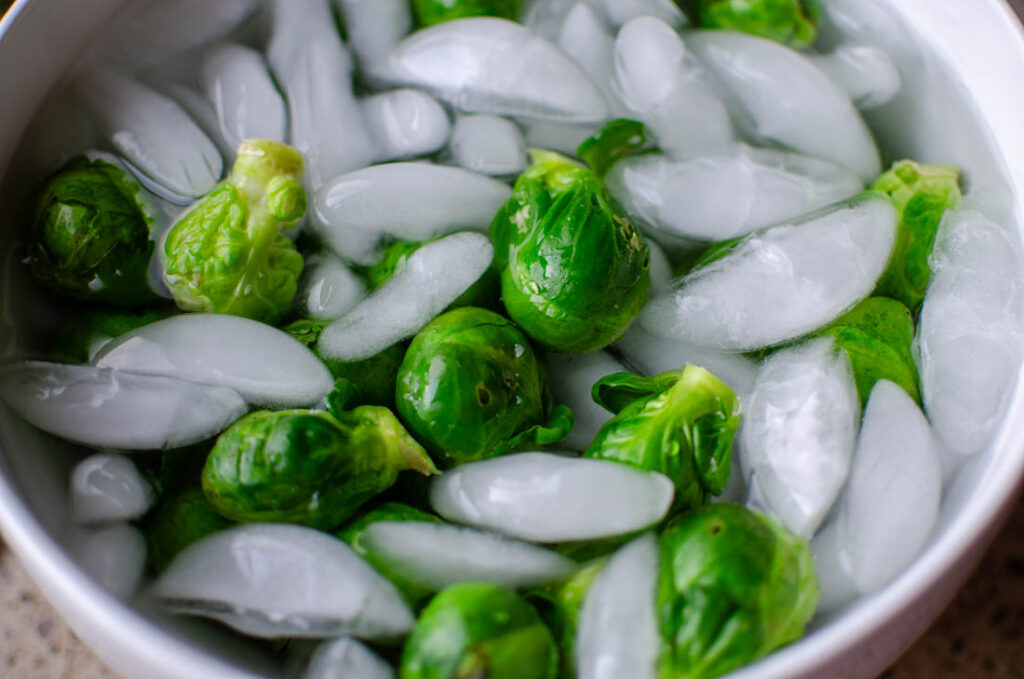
[411,0,522,27]
[697,0,821,49]
[146,487,234,574]
[528,558,605,679]
[50,306,172,363]
[576,119,650,178]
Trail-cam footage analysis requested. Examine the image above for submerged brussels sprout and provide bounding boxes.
[872,160,962,311]
[202,408,437,530]
[146,487,233,574]
[401,583,558,679]
[161,139,306,324]
[490,151,650,353]
[658,504,818,679]
[27,156,159,306]
[50,306,172,363]
[697,0,821,48]
[576,119,649,179]
[813,296,920,406]
[528,558,605,679]
[396,307,573,467]
[411,0,521,27]
[585,365,741,511]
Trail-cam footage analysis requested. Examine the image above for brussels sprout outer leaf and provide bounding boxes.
[411,0,522,27]
[146,487,233,574]
[591,371,681,415]
[871,161,962,311]
[813,296,920,406]
[528,558,606,679]
[657,504,818,679]
[400,583,558,679]
[576,119,649,178]
[585,366,741,509]
[698,0,821,48]
[503,404,575,454]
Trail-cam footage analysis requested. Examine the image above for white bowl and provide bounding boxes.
[1,2,1024,678]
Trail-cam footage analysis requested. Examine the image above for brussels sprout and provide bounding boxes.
[697,0,821,49]
[411,0,522,27]
[400,583,558,679]
[161,139,306,324]
[50,306,172,363]
[146,487,233,574]
[286,318,407,409]
[657,504,818,679]
[202,408,438,530]
[585,365,741,511]
[396,307,573,466]
[528,558,605,679]
[490,151,650,353]
[338,501,444,604]
[576,119,649,178]
[27,155,159,306]
[813,296,920,406]
[871,160,962,310]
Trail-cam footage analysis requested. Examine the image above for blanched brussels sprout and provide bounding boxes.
[411,0,521,27]
[202,408,437,530]
[813,296,920,406]
[872,160,961,310]
[585,365,741,511]
[50,306,172,363]
[528,558,604,679]
[161,139,306,324]
[576,119,649,178]
[697,0,821,48]
[490,151,650,353]
[400,583,558,679]
[146,487,233,574]
[396,307,573,467]
[658,504,818,679]
[27,156,159,306]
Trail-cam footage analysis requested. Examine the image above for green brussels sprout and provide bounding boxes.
[146,487,233,574]
[400,583,558,679]
[338,502,444,604]
[161,139,306,324]
[50,306,172,363]
[584,365,741,511]
[576,119,649,178]
[285,318,407,409]
[202,408,438,530]
[528,558,605,679]
[26,156,159,306]
[657,504,818,679]
[411,0,522,27]
[490,151,650,353]
[871,160,962,310]
[697,0,821,48]
[813,296,920,406]
[396,307,573,467]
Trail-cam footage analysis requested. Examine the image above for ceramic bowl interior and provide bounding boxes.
[1,2,1024,678]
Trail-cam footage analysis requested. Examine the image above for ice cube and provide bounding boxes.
[361,90,451,161]
[449,115,528,176]
[314,163,511,265]
[547,351,627,451]
[317,233,493,361]
[809,518,858,616]
[577,534,659,679]
[361,522,578,590]
[836,380,944,593]
[384,18,608,123]
[557,3,624,115]
[808,44,901,111]
[686,31,881,183]
[200,43,287,151]
[918,208,1024,456]
[299,253,368,320]
[605,147,863,243]
[430,452,675,542]
[0,362,247,450]
[525,0,606,43]
[71,453,155,525]
[522,120,602,156]
[602,0,686,28]
[75,69,223,199]
[739,338,860,538]
[816,0,920,66]
[73,523,147,600]
[151,524,414,639]
[333,0,412,85]
[646,238,673,296]
[149,79,235,164]
[640,193,897,351]
[303,637,394,679]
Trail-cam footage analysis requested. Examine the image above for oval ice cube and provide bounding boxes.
[577,534,660,679]
[201,43,288,150]
[687,30,881,182]
[640,193,898,351]
[334,0,412,85]
[547,351,626,451]
[558,3,623,115]
[94,314,334,408]
[430,452,674,542]
[449,115,528,176]
[361,522,578,591]
[299,253,368,320]
[602,0,686,28]
[0,362,247,450]
[71,453,155,525]
[317,232,493,361]
[808,44,901,111]
[606,147,863,243]
[647,239,673,295]
[314,163,510,265]
[362,90,451,161]
[740,338,860,538]
[151,524,414,639]
[74,523,147,600]
[303,637,394,679]
[385,18,608,122]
